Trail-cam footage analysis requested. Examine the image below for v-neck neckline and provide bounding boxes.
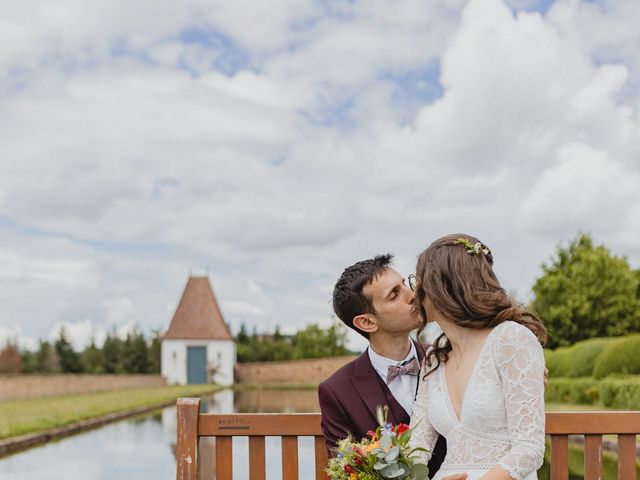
[440,325,498,425]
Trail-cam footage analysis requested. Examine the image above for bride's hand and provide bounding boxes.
[441,474,467,480]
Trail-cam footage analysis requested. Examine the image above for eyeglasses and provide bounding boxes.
[407,274,417,291]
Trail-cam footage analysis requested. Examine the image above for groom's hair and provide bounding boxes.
[332,254,393,339]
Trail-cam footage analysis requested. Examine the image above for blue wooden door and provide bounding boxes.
[187,346,207,384]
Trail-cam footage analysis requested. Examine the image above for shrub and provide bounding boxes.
[599,377,640,409]
[593,335,640,379]
[545,336,616,378]
[545,347,575,377]
[545,378,600,404]
[546,376,640,409]
[569,337,612,377]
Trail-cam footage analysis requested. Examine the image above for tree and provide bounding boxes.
[35,340,60,372]
[531,233,640,348]
[82,338,105,374]
[121,328,151,374]
[21,349,38,373]
[273,325,283,341]
[236,323,249,344]
[102,332,123,374]
[54,328,84,373]
[148,330,162,374]
[0,341,23,373]
[292,322,350,359]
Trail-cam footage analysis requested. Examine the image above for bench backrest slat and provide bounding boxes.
[215,437,233,478]
[177,399,640,480]
[618,434,638,480]
[583,434,603,480]
[550,435,569,480]
[282,436,299,479]
[314,436,329,479]
[249,436,266,480]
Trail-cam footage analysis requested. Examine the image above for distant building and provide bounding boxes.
[161,276,236,385]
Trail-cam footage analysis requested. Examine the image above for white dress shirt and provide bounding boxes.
[368,341,418,417]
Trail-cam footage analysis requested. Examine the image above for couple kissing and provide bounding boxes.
[319,233,548,480]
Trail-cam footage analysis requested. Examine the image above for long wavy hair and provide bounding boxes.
[415,234,547,377]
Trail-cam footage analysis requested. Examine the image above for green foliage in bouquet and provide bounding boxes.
[326,405,430,480]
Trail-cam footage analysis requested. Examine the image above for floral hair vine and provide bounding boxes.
[452,237,491,257]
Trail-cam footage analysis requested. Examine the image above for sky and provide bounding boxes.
[1,0,639,352]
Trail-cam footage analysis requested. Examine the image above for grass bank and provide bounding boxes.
[0,384,221,441]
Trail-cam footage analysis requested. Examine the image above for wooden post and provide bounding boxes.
[176,398,200,480]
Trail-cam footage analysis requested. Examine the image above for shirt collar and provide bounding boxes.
[368,341,416,380]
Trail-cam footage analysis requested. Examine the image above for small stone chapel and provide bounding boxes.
[161,276,236,386]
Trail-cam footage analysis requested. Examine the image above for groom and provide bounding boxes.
[318,254,454,479]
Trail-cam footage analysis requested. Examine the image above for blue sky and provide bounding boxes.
[1,0,639,351]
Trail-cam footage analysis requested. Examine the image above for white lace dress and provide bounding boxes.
[409,321,545,480]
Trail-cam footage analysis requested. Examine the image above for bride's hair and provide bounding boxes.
[415,234,547,377]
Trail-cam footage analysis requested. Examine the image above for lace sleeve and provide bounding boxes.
[408,364,439,466]
[494,322,546,480]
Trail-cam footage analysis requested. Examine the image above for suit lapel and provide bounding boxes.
[350,347,417,425]
[349,349,389,425]
[415,339,425,363]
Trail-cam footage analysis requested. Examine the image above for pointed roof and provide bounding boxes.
[163,276,233,341]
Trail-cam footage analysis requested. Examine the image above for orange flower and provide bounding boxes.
[365,440,380,452]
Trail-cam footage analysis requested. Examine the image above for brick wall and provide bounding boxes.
[235,356,357,385]
[0,374,167,401]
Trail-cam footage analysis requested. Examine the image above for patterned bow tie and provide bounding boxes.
[386,356,420,384]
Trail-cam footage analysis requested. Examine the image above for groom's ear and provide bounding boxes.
[353,314,378,335]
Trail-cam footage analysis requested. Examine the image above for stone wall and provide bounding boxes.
[235,356,357,385]
[0,374,167,401]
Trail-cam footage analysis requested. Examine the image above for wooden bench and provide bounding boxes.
[176,398,639,480]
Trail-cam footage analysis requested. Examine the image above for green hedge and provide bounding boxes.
[545,339,606,378]
[546,376,640,409]
[545,347,575,377]
[593,334,640,379]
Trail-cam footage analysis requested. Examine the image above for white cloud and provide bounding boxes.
[0,248,97,288]
[49,319,100,351]
[1,0,640,351]
[104,297,136,327]
[519,143,639,235]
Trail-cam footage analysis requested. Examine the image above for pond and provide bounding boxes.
[0,388,319,480]
[0,387,627,479]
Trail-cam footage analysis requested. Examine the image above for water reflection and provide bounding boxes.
[199,388,319,480]
[3,389,606,480]
[0,388,319,480]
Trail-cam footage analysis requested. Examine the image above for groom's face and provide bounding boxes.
[362,268,421,335]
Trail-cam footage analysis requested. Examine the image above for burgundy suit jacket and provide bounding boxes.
[318,342,446,476]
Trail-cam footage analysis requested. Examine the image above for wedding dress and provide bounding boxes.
[409,321,545,480]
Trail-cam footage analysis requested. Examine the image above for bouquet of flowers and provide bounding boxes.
[326,405,430,480]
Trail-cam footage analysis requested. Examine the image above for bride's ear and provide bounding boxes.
[353,314,378,335]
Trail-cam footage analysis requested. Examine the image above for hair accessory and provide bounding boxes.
[453,237,491,256]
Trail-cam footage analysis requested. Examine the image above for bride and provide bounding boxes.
[409,234,547,480]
